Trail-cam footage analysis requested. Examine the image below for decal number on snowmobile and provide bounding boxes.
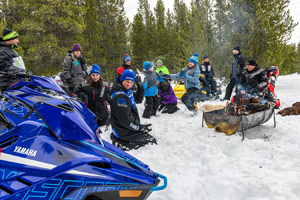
[14,146,37,157]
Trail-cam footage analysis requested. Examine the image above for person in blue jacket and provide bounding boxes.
[168,53,207,111]
[142,61,160,118]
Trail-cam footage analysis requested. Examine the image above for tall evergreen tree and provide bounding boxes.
[154,0,168,59]
[189,0,205,53]
[247,0,297,68]
[130,13,146,69]
[214,0,232,78]
[1,0,85,75]
[173,0,192,69]
[83,0,104,66]
[165,9,178,72]
[88,0,129,81]
[138,0,156,60]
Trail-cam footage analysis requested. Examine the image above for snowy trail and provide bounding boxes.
[102,74,300,200]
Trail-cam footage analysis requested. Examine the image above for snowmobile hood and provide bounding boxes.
[9,75,66,94]
[0,74,167,199]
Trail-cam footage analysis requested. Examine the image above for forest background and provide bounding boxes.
[1,0,299,82]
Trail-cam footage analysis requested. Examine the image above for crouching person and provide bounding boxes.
[110,69,157,151]
[158,80,179,114]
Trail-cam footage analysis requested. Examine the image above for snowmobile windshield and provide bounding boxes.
[31,75,66,94]
[34,100,100,144]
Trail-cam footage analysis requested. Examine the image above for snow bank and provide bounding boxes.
[102,74,300,200]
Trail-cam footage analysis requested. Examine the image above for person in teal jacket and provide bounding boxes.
[142,61,160,118]
[168,53,208,111]
[156,59,169,75]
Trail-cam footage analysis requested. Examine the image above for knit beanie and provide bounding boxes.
[246,59,257,66]
[124,54,132,63]
[89,64,101,75]
[188,53,199,65]
[2,28,19,41]
[203,55,209,60]
[156,59,163,65]
[233,46,240,52]
[143,61,153,71]
[72,43,82,52]
[120,69,135,82]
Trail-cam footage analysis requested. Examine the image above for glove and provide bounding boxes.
[135,74,142,84]
[82,70,88,78]
[140,123,152,133]
[180,70,186,77]
[200,77,209,86]
[163,74,170,81]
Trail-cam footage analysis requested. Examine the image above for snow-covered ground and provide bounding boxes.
[103,74,300,200]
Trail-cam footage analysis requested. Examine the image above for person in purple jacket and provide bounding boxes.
[158,80,179,114]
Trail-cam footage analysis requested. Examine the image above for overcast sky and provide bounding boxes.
[124,0,300,44]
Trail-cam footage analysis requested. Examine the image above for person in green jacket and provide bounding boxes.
[156,59,169,75]
[0,28,29,91]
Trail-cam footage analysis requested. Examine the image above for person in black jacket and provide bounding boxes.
[61,43,88,96]
[76,64,109,126]
[222,46,246,101]
[110,69,156,151]
[199,55,217,98]
[0,28,29,91]
[239,59,269,95]
[114,54,144,104]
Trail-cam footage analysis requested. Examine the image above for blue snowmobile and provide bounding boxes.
[0,73,167,200]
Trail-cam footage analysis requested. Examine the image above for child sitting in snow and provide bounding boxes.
[158,80,179,114]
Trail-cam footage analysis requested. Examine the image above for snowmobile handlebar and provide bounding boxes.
[0,71,32,80]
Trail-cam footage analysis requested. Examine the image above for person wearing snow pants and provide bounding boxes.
[222,46,245,101]
[144,96,160,118]
[142,62,160,118]
[110,69,157,150]
[168,53,206,111]
[199,55,217,97]
[181,88,204,110]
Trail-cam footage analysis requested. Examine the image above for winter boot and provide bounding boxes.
[110,133,157,151]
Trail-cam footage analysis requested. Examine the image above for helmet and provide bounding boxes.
[267,66,279,80]
[54,75,64,86]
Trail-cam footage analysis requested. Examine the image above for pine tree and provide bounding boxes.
[189,0,204,54]
[173,0,192,70]
[0,18,6,37]
[83,0,104,66]
[130,13,147,70]
[1,0,85,75]
[154,0,168,59]
[90,0,129,81]
[138,0,156,60]
[247,0,297,68]
[165,9,178,72]
[214,0,232,78]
